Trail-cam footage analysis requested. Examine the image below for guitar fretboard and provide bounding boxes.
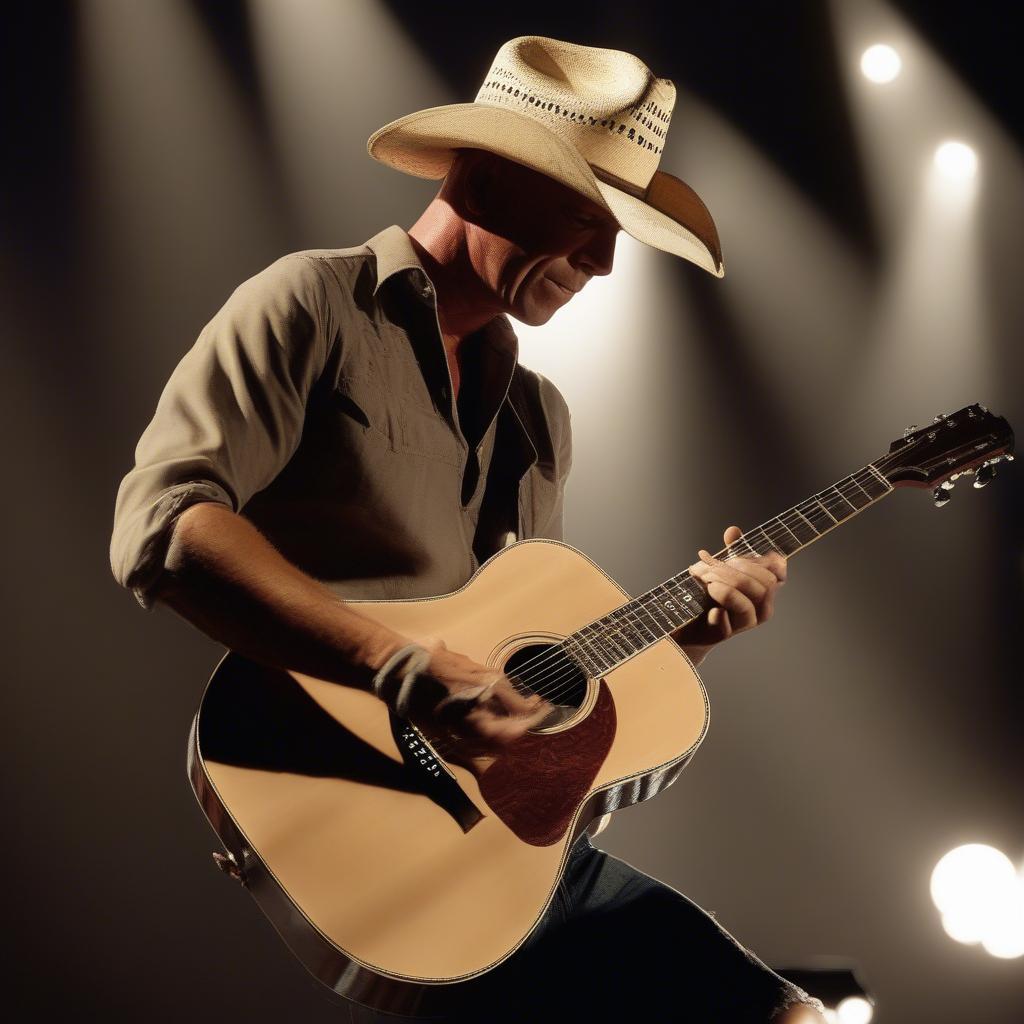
[562,463,893,678]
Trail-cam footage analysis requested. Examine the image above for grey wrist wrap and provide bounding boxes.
[371,643,498,722]
[371,643,435,718]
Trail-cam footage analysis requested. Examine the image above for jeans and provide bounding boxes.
[341,832,821,1023]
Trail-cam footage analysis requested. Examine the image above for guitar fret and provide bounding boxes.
[774,518,804,550]
[564,638,601,678]
[608,612,645,653]
[832,485,858,512]
[811,496,839,524]
[628,604,662,643]
[668,577,705,617]
[788,507,822,542]
[598,626,629,657]
[644,591,679,633]
[865,463,893,492]
[750,526,784,555]
[849,475,872,501]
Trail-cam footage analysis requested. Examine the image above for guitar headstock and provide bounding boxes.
[880,404,1014,505]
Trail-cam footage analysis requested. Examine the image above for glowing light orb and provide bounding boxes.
[980,888,1024,959]
[836,995,874,1024]
[860,44,901,83]
[934,141,978,181]
[932,844,1024,955]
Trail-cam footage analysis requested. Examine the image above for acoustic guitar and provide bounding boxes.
[187,403,1012,1016]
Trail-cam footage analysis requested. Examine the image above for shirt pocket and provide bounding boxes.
[331,370,400,450]
[331,371,460,466]
[395,402,462,466]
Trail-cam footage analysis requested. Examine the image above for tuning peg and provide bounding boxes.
[933,412,949,423]
[903,424,918,439]
[973,464,996,488]
[933,486,952,507]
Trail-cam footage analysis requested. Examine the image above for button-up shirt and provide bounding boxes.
[109,224,573,610]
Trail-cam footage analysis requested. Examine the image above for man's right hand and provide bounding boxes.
[371,635,553,759]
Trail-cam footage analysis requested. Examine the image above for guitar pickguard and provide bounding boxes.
[478,680,617,846]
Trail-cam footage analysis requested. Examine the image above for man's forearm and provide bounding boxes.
[153,501,407,689]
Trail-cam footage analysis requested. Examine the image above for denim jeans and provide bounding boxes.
[341,831,821,1023]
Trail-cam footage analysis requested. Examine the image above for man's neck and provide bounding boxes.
[407,214,502,353]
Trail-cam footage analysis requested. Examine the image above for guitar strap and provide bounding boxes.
[471,365,548,563]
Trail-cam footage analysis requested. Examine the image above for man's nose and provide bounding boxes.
[574,223,618,278]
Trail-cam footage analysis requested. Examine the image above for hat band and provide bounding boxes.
[589,163,647,201]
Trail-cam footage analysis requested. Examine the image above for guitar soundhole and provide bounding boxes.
[502,643,589,731]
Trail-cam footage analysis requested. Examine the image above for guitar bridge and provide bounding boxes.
[389,714,485,833]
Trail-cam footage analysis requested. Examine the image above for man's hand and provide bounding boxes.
[672,525,787,667]
[371,635,553,763]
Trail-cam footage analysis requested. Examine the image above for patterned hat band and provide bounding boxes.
[366,35,724,277]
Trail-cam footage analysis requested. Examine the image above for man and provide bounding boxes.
[110,35,825,1023]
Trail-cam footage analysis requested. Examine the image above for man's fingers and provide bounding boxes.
[693,559,769,604]
[707,606,733,639]
[695,549,784,590]
[703,579,758,630]
[467,697,549,744]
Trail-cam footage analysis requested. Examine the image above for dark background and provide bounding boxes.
[3,2,1021,1021]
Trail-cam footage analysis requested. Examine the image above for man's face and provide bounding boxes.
[462,155,620,326]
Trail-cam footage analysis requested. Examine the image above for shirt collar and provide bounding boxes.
[365,223,519,364]
[366,224,429,297]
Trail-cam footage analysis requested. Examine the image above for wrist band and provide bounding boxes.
[371,643,433,718]
[371,644,500,721]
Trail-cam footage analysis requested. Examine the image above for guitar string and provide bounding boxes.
[422,433,979,761]
[477,436,994,814]
[419,453,919,762]
[495,462,897,703]
[418,453,918,765]
[497,432,963,707]
[421,471,885,764]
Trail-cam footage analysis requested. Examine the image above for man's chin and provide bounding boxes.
[510,301,561,327]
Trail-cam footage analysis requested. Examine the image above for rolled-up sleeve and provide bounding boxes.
[110,253,332,609]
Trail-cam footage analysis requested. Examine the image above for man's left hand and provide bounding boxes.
[672,525,787,667]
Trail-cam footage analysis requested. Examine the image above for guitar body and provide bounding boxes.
[188,538,710,1016]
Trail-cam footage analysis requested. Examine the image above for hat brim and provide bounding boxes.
[367,103,724,278]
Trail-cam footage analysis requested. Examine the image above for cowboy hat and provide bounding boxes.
[366,35,724,278]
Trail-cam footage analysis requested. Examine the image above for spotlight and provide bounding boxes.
[860,44,901,83]
[836,995,874,1024]
[775,965,874,1020]
[931,843,1024,957]
[934,140,978,181]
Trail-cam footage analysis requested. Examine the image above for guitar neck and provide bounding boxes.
[563,461,894,678]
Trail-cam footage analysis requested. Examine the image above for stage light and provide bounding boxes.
[930,844,1015,919]
[934,140,978,181]
[775,965,874,1022]
[980,888,1024,959]
[931,844,1024,956]
[860,44,901,83]
[836,995,874,1024]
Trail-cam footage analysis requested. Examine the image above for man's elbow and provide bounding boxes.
[110,499,231,610]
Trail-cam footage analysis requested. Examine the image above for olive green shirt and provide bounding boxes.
[110,224,573,610]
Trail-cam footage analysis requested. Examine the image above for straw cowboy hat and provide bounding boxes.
[366,35,724,278]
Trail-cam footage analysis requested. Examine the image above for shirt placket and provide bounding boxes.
[414,271,480,581]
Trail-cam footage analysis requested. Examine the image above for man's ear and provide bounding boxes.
[461,149,496,217]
